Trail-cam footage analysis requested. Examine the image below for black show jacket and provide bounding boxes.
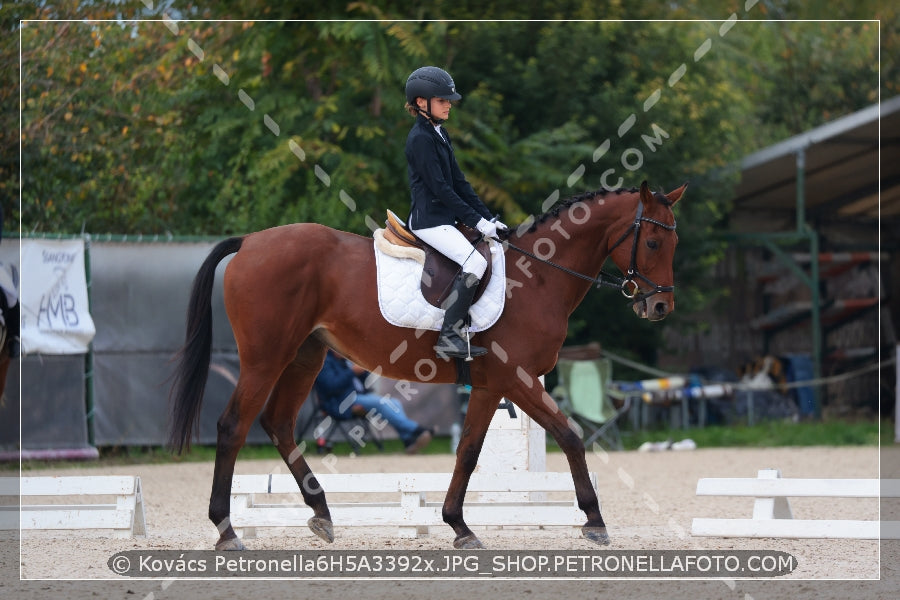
[405,114,493,230]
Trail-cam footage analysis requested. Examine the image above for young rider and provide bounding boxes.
[403,66,507,360]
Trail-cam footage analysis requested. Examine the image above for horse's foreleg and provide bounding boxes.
[504,379,610,546]
[208,369,281,550]
[442,387,501,549]
[258,338,333,543]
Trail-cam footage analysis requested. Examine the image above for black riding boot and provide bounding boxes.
[434,272,487,360]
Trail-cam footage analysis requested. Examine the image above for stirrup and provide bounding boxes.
[464,326,474,362]
[434,330,486,360]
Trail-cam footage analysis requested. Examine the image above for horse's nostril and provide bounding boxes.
[654,302,668,315]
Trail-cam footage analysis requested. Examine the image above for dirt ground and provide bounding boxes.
[3,445,900,599]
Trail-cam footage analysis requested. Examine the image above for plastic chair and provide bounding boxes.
[297,391,384,454]
[553,358,630,451]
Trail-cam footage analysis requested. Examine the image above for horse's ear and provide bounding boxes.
[639,180,654,207]
[666,182,688,206]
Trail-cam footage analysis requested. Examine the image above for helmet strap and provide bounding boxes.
[417,98,444,125]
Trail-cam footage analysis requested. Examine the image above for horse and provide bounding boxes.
[168,180,685,550]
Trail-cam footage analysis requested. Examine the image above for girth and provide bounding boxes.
[384,210,492,309]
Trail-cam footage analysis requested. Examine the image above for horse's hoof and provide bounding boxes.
[215,536,246,551]
[453,534,484,549]
[582,526,610,546]
[308,516,334,543]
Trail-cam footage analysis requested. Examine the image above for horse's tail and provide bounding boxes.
[168,236,244,454]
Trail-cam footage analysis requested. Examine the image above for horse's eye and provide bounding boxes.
[646,239,659,250]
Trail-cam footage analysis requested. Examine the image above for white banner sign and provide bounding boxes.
[21,239,96,355]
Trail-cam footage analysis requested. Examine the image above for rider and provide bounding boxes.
[404,66,507,359]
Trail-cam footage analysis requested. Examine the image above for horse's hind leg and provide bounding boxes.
[258,337,333,543]
[208,364,284,550]
[507,379,609,545]
[442,387,501,549]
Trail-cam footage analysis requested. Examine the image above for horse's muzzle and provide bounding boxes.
[632,294,672,321]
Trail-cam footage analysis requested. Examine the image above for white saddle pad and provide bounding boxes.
[373,229,506,332]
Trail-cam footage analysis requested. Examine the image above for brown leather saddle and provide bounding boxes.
[383,210,492,309]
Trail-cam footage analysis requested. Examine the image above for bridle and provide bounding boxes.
[607,200,677,300]
[502,200,676,304]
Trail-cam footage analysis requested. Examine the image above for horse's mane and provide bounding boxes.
[500,186,672,239]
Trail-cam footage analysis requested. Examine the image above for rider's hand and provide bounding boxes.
[476,218,498,239]
[494,220,508,232]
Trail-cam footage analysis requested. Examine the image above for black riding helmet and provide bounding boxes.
[405,66,461,123]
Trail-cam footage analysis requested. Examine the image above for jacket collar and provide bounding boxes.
[417,114,449,144]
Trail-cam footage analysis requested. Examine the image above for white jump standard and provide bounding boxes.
[691,468,900,540]
[0,475,147,538]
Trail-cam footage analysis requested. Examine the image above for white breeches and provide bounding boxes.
[410,225,488,278]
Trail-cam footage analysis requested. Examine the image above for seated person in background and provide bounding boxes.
[313,349,433,454]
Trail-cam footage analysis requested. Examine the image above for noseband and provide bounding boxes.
[504,200,676,304]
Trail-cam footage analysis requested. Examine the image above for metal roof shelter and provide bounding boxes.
[732,94,900,233]
[726,96,899,415]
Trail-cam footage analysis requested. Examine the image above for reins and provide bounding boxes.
[502,239,626,290]
[500,200,676,304]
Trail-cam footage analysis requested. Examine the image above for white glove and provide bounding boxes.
[494,220,508,232]
[475,218,498,239]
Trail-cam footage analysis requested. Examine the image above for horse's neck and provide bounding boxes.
[512,193,634,305]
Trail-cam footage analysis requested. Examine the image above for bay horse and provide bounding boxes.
[169,181,685,550]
